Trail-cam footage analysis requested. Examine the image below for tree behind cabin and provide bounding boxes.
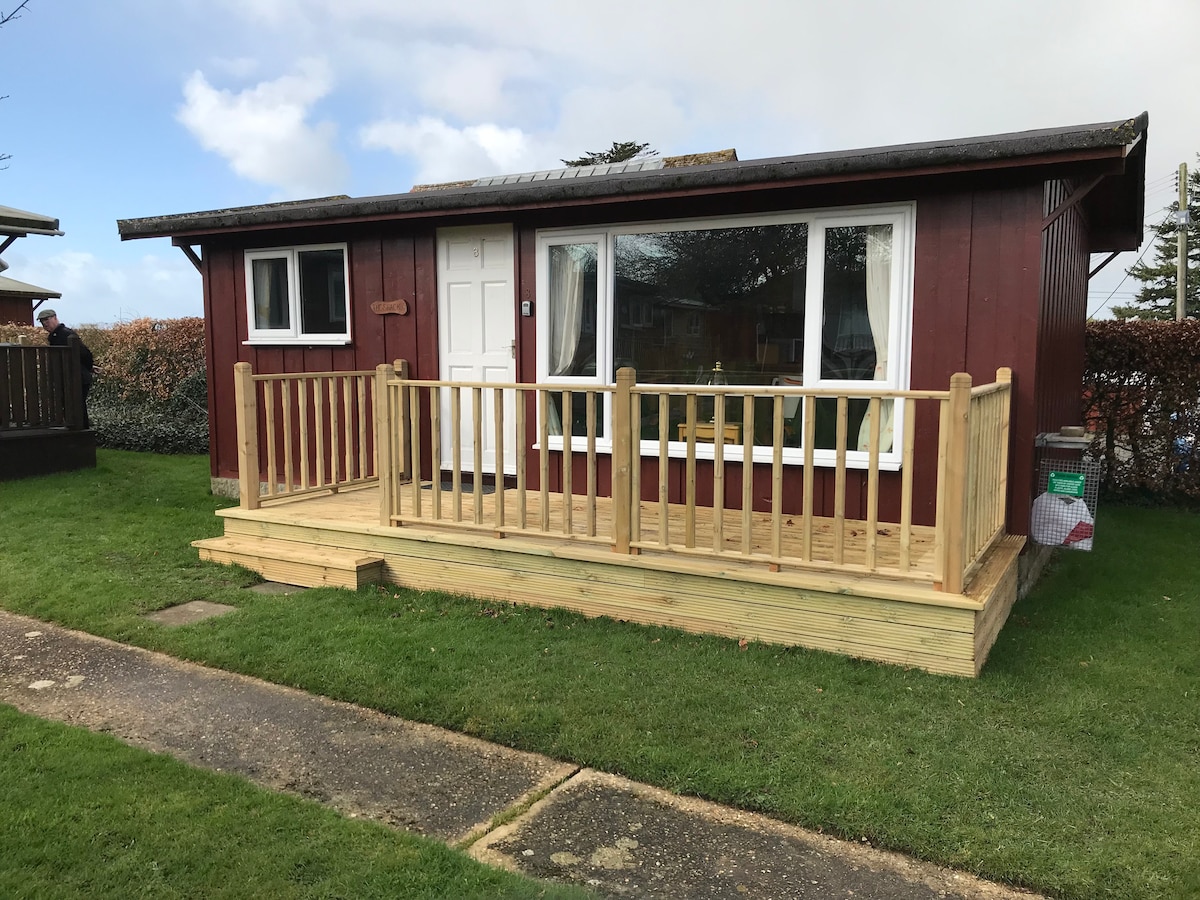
[1112,159,1199,320]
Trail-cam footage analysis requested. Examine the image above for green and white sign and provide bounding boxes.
[1047,471,1086,497]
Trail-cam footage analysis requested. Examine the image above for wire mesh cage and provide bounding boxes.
[1031,456,1101,551]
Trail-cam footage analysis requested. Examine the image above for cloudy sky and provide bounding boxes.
[2,0,1196,325]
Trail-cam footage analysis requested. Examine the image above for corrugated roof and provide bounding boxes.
[116,114,1148,247]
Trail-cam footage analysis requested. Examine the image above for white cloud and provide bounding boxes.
[11,249,202,327]
[360,117,535,184]
[177,58,348,198]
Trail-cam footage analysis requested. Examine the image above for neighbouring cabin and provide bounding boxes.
[0,341,95,479]
[117,114,1147,675]
[0,205,64,326]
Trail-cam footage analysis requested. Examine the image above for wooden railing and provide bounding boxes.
[371,363,1014,594]
[0,342,86,432]
[233,363,378,508]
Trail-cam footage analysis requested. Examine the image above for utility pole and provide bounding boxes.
[1178,162,1189,321]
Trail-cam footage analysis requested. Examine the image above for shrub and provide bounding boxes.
[1083,319,1200,502]
[2,317,209,455]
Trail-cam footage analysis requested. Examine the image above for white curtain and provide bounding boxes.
[252,259,276,329]
[857,225,895,452]
[548,245,587,434]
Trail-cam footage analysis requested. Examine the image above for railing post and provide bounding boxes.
[234,362,261,510]
[395,359,411,483]
[375,363,395,526]
[64,337,84,430]
[611,366,636,554]
[941,372,972,593]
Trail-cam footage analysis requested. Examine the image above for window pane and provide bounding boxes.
[613,224,807,383]
[298,249,347,335]
[251,257,290,330]
[613,223,807,446]
[548,243,598,377]
[821,224,892,381]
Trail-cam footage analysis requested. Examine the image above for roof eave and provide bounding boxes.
[117,113,1150,241]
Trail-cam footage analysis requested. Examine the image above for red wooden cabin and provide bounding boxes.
[116,114,1147,675]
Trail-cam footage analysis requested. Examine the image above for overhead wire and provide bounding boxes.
[1087,214,1178,319]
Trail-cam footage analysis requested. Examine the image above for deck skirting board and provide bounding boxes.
[201,508,1024,676]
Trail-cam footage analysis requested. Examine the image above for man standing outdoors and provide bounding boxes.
[37,308,95,427]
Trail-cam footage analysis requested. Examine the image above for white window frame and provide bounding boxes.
[244,243,351,345]
[534,203,915,468]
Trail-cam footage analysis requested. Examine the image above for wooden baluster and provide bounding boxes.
[996,368,1013,538]
[451,386,463,522]
[771,394,784,566]
[741,393,754,556]
[539,389,550,532]
[561,389,573,535]
[516,387,528,530]
[899,397,916,573]
[712,388,726,554]
[494,387,506,532]
[658,392,669,547]
[685,393,697,548]
[866,396,880,571]
[430,386,442,520]
[264,379,278,499]
[586,390,597,538]
[833,396,847,566]
[802,394,816,562]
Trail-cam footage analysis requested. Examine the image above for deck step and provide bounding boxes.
[193,535,384,590]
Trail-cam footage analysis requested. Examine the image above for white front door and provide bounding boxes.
[437,225,517,475]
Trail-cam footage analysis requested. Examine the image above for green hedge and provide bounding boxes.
[1083,319,1200,502]
[0,318,209,455]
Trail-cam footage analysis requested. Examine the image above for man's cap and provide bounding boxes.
[36,308,56,322]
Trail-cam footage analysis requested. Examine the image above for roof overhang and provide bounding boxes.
[0,274,62,301]
[117,113,1149,253]
[0,204,63,237]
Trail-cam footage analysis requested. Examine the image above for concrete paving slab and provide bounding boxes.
[472,770,1041,900]
[247,581,308,595]
[144,600,238,626]
[0,610,574,842]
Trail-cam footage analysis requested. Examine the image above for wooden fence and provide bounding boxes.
[230,361,1012,593]
[0,342,86,432]
[233,363,378,509]
[371,364,1014,594]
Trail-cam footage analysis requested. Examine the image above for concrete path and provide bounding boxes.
[0,610,1040,899]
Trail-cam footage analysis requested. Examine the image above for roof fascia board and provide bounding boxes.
[129,150,1131,244]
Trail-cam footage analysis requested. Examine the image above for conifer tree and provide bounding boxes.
[1113,159,1200,319]
[562,141,655,168]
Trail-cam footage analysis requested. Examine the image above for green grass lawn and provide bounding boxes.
[0,706,583,899]
[2,450,1199,899]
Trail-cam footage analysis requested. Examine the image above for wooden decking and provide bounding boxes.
[196,483,1024,677]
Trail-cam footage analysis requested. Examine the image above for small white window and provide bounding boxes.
[244,244,350,344]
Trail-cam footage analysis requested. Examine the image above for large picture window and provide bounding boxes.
[536,205,914,466]
[244,244,350,344]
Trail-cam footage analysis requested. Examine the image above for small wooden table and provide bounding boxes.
[677,422,742,445]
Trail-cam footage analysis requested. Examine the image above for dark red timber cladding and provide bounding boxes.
[206,244,241,481]
[963,183,1044,535]
[411,229,438,482]
[907,192,972,527]
[1036,180,1090,435]
[0,299,32,325]
[381,234,420,369]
